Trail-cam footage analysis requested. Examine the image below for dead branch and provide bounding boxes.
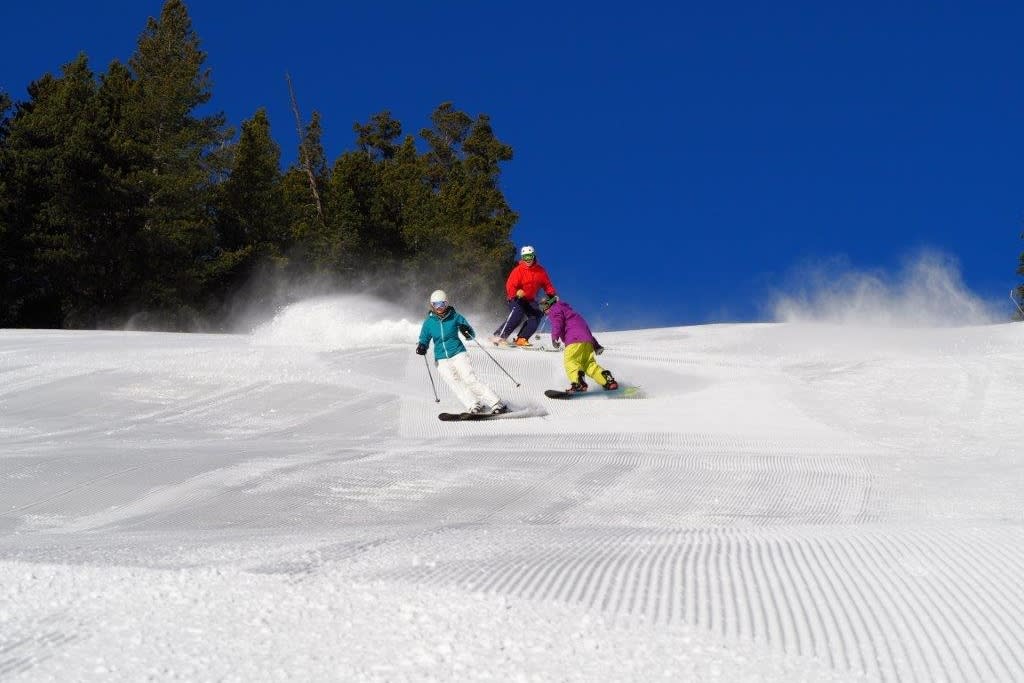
[286,72,326,228]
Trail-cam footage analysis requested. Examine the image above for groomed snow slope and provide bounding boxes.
[2,298,1024,681]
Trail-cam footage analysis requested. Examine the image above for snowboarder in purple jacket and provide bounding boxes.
[541,296,618,392]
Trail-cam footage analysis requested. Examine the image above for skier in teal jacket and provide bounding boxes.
[416,289,509,415]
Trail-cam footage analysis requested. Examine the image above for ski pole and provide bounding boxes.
[534,316,550,340]
[423,353,440,402]
[471,336,521,387]
[495,301,516,339]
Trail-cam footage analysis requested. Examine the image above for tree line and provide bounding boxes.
[0,0,518,330]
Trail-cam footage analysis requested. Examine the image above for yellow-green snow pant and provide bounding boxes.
[562,342,609,387]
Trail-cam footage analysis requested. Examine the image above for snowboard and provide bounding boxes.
[544,386,643,400]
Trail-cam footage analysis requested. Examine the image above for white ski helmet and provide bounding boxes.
[520,245,536,259]
[429,290,448,308]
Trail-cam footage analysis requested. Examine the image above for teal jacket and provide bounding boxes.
[418,306,476,361]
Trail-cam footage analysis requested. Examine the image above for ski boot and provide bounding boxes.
[490,402,510,415]
[467,403,486,415]
[514,337,532,347]
[568,371,588,393]
[601,370,619,390]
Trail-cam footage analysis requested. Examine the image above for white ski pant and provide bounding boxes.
[436,352,500,410]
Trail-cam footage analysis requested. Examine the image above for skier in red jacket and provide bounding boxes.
[491,245,557,347]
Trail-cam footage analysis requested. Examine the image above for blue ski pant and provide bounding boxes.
[494,298,543,340]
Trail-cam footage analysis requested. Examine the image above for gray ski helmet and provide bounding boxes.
[520,245,536,259]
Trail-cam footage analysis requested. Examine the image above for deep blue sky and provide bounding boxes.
[3,2,1023,327]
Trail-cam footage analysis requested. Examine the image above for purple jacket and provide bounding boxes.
[547,300,599,347]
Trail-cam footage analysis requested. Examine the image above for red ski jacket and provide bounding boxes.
[504,260,556,301]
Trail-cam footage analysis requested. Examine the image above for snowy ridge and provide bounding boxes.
[2,301,1024,681]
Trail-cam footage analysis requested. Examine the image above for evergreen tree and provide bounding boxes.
[418,103,517,305]
[380,135,437,296]
[456,112,518,293]
[357,111,409,276]
[0,90,10,136]
[124,0,228,325]
[2,72,63,325]
[216,109,287,262]
[355,111,402,162]
[388,136,436,256]
[90,59,148,324]
[355,112,415,266]
[334,148,399,269]
[0,90,17,324]
[201,108,290,322]
[324,111,420,296]
[284,111,336,272]
[205,110,288,309]
[0,55,128,327]
[316,153,364,276]
[420,102,473,191]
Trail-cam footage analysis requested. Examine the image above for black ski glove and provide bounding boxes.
[595,344,604,355]
[458,324,474,340]
[415,343,427,355]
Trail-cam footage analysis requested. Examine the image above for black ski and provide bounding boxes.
[491,343,558,352]
[438,411,507,421]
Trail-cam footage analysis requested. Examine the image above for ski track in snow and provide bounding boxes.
[1,321,1024,681]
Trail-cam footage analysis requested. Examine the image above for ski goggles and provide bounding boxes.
[521,254,535,262]
[431,300,448,309]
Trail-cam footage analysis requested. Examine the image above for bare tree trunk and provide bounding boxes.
[286,72,326,229]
